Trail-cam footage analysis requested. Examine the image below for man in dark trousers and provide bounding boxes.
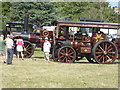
[6,35,14,65]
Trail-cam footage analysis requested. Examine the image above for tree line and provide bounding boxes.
[1,2,119,29]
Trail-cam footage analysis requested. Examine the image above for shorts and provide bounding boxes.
[16,45,23,52]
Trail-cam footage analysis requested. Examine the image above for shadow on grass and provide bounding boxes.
[113,62,120,64]
[32,57,44,59]
[74,61,98,64]
[31,56,120,64]
[74,61,120,64]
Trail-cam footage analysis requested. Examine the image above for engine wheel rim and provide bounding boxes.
[53,47,60,62]
[58,46,76,63]
[94,41,117,64]
[23,42,34,58]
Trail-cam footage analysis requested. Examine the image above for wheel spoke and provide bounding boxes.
[106,55,111,60]
[108,52,116,54]
[68,56,72,60]
[65,57,67,62]
[96,48,102,51]
[61,57,66,62]
[102,43,105,50]
[106,45,112,51]
[26,47,32,50]
[69,52,74,55]
[107,54,114,58]
[98,45,104,52]
[107,48,113,52]
[69,56,74,58]
[25,44,30,49]
[60,52,66,55]
[68,49,72,53]
[27,49,32,51]
[96,54,102,58]
[105,43,108,51]
[66,47,68,53]
[60,55,65,58]
[26,51,31,55]
[98,54,104,61]
[102,55,105,63]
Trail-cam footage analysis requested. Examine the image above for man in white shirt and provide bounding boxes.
[6,35,14,65]
[43,37,51,61]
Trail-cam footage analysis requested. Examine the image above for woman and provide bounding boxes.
[16,37,24,60]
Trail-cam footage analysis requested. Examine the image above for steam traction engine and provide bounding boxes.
[49,20,120,64]
[5,21,40,58]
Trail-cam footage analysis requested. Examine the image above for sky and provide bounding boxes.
[107,0,120,7]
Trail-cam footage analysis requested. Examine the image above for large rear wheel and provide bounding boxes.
[93,40,117,64]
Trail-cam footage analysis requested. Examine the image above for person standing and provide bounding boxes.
[6,35,14,65]
[5,34,10,62]
[43,37,51,62]
[16,36,24,60]
[0,35,6,62]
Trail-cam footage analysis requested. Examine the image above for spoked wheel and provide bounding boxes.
[58,46,76,63]
[52,46,60,62]
[23,41,34,58]
[93,40,118,64]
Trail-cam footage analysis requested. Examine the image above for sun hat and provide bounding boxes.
[9,35,14,38]
[7,34,10,37]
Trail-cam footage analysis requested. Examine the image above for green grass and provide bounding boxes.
[0,48,119,88]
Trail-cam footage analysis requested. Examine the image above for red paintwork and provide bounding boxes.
[30,33,38,42]
[78,42,91,47]
[114,38,120,59]
[82,36,91,42]
[80,47,91,53]
[91,31,106,44]
[40,30,53,38]
[40,30,53,48]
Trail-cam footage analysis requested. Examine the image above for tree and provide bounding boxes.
[55,2,119,23]
[1,2,119,29]
[1,2,12,29]
[10,2,58,26]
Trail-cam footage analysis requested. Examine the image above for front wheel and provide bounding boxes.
[93,40,118,64]
[52,46,60,62]
[23,41,34,58]
[58,46,76,63]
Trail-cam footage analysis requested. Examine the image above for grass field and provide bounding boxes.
[0,48,120,88]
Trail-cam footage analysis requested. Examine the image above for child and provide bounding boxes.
[16,37,24,60]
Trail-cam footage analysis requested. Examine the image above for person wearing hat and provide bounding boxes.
[6,35,14,65]
[4,34,10,63]
[0,34,6,62]
[43,37,51,62]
